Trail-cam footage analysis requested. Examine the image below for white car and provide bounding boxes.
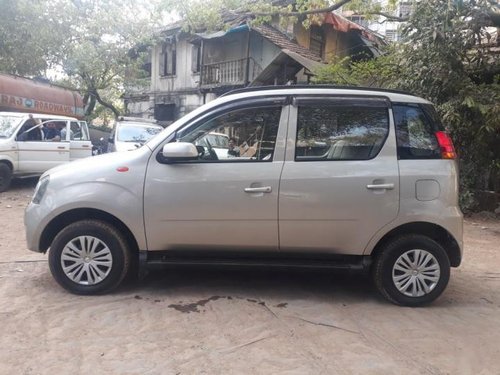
[196,132,230,159]
[0,112,92,192]
[108,120,163,152]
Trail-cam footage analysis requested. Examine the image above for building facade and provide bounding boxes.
[124,14,383,124]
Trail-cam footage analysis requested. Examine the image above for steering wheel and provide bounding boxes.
[204,139,218,161]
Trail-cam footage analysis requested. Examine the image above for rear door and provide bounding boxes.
[278,96,399,255]
[68,121,92,160]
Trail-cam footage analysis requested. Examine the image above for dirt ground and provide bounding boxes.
[1,179,500,375]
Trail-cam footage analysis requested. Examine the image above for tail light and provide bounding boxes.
[435,131,457,159]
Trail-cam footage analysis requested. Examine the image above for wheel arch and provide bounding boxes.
[39,208,139,255]
[369,222,462,267]
[0,159,14,171]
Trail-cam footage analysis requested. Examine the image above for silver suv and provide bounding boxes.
[24,86,463,306]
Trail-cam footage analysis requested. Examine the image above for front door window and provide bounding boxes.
[177,106,282,162]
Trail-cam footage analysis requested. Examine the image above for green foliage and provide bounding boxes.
[0,0,71,75]
[314,0,500,211]
[159,0,389,30]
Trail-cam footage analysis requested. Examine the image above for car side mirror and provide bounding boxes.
[160,142,199,163]
[108,136,114,144]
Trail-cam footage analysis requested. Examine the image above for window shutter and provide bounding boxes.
[191,45,201,73]
[172,49,176,75]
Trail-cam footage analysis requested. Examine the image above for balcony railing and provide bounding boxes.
[201,58,262,88]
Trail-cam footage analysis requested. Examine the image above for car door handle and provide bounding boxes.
[244,186,272,193]
[366,183,395,190]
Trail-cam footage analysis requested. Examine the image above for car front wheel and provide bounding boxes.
[48,220,130,295]
[0,163,13,193]
[373,234,450,306]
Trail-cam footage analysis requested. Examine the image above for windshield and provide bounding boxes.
[117,124,162,143]
[0,115,22,138]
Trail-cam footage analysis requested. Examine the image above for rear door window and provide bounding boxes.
[295,99,389,161]
[393,104,440,159]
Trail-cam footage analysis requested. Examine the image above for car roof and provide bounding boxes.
[116,122,163,128]
[0,112,78,121]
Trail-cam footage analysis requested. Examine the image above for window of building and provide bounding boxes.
[191,44,201,73]
[385,30,397,42]
[155,103,176,122]
[309,26,325,58]
[159,41,176,77]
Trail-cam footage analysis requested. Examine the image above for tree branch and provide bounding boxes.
[369,12,409,22]
[91,90,120,119]
[243,0,353,17]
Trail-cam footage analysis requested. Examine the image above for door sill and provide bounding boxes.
[140,250,371,272]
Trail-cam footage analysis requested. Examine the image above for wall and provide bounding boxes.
[203,31,248,65]
[249,33,282,74]
[324,28,352,60]
[125,97,154,119]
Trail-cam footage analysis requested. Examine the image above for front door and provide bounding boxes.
[16,119,69,173]
[279,97,400,255]
[144,102,288,252]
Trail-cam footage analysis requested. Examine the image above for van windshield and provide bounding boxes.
[0,115,22,138]
[117,124,162,143]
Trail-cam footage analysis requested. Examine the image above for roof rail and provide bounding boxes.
[220,84,414,97]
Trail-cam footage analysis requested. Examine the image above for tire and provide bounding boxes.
[48,220,131,295]
[0,163,13,193]
[372,234,450,307]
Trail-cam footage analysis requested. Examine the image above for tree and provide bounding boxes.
[0,0,71,75]
[159,0,404,31]
[60,0,159,118]
[0,0,160,119]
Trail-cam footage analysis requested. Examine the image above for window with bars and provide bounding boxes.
[309,26,325,58]
[159,41,177,76]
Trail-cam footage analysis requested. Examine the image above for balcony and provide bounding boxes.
[201,58,262,89]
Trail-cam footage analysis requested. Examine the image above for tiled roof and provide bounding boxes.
[251,24,323,62]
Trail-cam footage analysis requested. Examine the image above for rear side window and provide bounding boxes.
[295,104,389,161]
[393,104,440,159]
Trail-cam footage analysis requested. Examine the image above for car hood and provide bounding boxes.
[41,146,152,181]
[115,141,142,152]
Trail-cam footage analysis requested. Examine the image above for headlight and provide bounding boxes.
[32,176,50,204]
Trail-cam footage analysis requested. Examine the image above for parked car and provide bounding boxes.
[0,112,92,192]
[24,86,463,306]
[196,132,230,159]
[107,117,163,152]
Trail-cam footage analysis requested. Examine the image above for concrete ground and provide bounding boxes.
[1,178,500,375]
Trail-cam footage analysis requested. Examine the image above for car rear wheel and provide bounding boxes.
[373,234,450,306]
[48,220,130,295]
[0,163,13,193]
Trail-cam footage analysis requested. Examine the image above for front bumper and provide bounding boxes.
[24,202,47,253]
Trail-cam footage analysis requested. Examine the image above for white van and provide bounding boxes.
[0,112,92,192]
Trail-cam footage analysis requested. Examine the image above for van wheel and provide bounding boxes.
[0,163,13,193]
[48,220,130,295]
[373,234,450,306]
